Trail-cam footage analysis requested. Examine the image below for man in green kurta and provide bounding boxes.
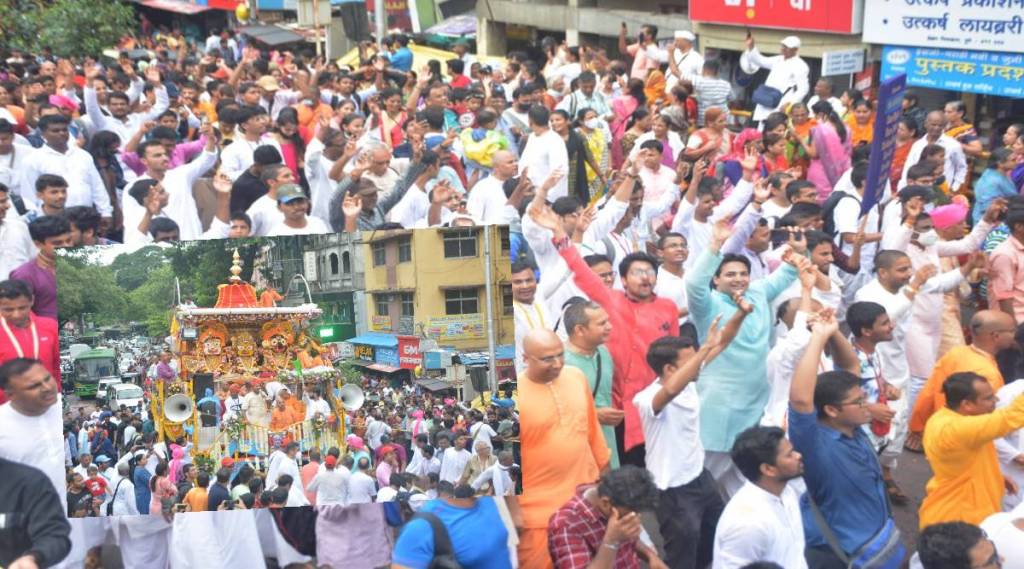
[562,300,621,468]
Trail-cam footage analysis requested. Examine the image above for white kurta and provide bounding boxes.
[995,380,1024,510]
[743,50,810,122]
[266,450,310,507]
[712,481,808,569]
[0,398,66,507]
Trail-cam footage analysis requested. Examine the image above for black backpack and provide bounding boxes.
[404,511,463,569]
[821,191,857,238]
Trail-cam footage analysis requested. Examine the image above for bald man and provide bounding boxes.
[467,150,521,224]
[517,329,611,569]
[910,310,1018,437]
[899,110,969,193]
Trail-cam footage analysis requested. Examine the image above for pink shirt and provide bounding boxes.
[627,43,661,80]
[989,235,1024,323]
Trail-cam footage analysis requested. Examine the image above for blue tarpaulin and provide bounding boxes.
[347,333,398,348]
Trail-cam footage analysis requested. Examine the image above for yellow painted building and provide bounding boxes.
[362,226,514,352]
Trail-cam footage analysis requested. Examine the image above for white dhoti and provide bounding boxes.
[113,515,172,569]
[170,510,266,569]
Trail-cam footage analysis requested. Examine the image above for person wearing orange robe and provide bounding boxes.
[517,329,611,569]
[909,311,1016,437]
[919,371,1024,527]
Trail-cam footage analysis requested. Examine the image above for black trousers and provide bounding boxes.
[805,544,846,569]
[656,469,724,569]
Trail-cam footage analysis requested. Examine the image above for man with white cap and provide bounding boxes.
[665,30,704,93]
[742,33,810,123]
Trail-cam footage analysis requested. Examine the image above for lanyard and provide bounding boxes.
[1,316,39,359]
[514,301,546,330]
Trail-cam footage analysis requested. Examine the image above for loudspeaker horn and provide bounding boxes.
[339,384,365,411]
[164,394,195,423]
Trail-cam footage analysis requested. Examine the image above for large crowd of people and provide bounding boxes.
[0,13,1023,569]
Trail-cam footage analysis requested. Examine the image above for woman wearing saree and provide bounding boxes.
[890,118,919,195]
[1006,124,1024,191]
[619,108,652,167]
[845,98,875,147]
[609,78,647,168]
[800,100,852,202]
[552,109,605,204]
[786,102,816,177]
[627,111,685,169]
[682,106,731,164]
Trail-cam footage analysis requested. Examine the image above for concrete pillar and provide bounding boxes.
[477,17,507,57]
[567,0,580,46]
[328,17,356,59]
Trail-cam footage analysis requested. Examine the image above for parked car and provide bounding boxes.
[108,383,145,412]
[96,377,122,401]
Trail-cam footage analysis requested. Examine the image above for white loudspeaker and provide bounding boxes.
[339,384,365,411]
[164,394,195,423]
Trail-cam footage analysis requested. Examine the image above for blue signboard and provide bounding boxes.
[862,74,907,216]
[375,346,400,368]
[881,45,1024,99]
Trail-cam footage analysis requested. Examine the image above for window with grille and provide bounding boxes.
[442,229,477,258]
[501,285,513,316]
[372,242,386,266]
[444,288,479,315]
[401,292,414,317]
[375,294,390,316]
[398,236,412,263]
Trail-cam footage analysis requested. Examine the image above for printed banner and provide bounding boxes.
[689,0,862,34]
[881,45,1024,98]
[863,0,1024,53]
[426,314,485,341]
[862,74,907,215]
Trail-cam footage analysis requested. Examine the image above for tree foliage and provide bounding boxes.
[1,0,137,58]
[128,263,176,337]
[56,255,132,327]
[110,246,169,291]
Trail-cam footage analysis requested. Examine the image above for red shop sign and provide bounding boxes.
[397,335,422,369]
[689,0,862,35]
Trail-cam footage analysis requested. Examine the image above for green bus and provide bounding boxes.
[73,348,118,398]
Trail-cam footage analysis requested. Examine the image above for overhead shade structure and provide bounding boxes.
[416,377,453,391]
[347,333,398,348]
[133,0,213,14]
[367,363,402,374]
[336,43,506,71]
[238,24,306,47]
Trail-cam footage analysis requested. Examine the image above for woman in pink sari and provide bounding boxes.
[610,78,647,169]
[800,100,852,203]
[167,445,185,484]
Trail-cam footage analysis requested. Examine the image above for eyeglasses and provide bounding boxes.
[839,397,868,407]
[971,541,1002,568]
[628,268,657,277]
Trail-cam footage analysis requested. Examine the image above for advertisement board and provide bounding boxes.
[880,45,1024,98]
[397,336,422,369]
[353,344,375,361]
[822,49,865,76]
[862,74,907,215]
[689,0,862,34]
[427,314,485,341]
[863,0,1024,53]
[375,346,400,368]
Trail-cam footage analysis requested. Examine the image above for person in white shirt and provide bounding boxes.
[220,105,281,181]
[632,328,728,569]
[469,411,498,451]
[376,471,404,502]
[439,434,473,485]
[109,461,140,516]
[365,412,392,451]
[518,105,569,200]
[980,502,1024,569]
[306,454,350,506]
[121,124,219,244]
[712,426,807,569]
[654,233,690,326]
[664,30,705,93]
[246,164,294,236]
[348,456,378,504]
[995,379,1024,510]
[389,152,457,228]
[23,114,112,219]
[0,184,34,279]
[899,111,970,193]
[0,119,35,205]
[472,450,518,497]
[511,262,552,375]
[83,64,169,149]
[742,34,810,123]
[467,150,520,225]
[0,359,68,510]
[407,444,441,479]
[265,184,331,236]
[222,384,245,421]
[806,78,847,119]
[266,442,310,507]
[304,388,332,421]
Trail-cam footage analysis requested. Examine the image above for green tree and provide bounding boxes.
[128,264,177,337]
[110,246,169,291]
[55,255,131,327]
[2,0,136,57]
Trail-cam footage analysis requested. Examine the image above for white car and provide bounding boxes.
[96,377,122,401]
[108,383,145,412]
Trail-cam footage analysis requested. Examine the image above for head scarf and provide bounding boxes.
[931,201,969,229]
[168,445,185,484]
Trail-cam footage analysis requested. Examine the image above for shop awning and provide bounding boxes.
[460,344,515,366]
[134,0,213,15]
[238,24,305,47]
[347,333,398,348]
[417,377,454,391]
[367,364,402,374]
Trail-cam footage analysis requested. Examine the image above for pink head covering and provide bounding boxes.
[348,436,365,451]
[412,410,424,419]
[49,94,77,113]
[930,202,968,230]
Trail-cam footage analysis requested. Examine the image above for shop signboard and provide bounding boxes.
[375,346,400,368]
[397,336,422,369]
[862,73,907,215]
[689,0,862,34]
[370,315,392,332]
[427,314,485,341]
[881,45,1024,98]
[863,0,1024,54]
[821,49,865,76]
[353,344,375,361]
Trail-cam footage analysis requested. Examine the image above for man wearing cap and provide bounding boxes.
[452,38,477,68]
[266,184,331,236]
[331,158,426,231]
[742,33,810,123]
[307,453,351,506]
[665,31,704,93]
[256,75,300,122]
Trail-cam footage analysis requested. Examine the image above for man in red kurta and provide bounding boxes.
[537,212,679,465]
[0,279,62,405]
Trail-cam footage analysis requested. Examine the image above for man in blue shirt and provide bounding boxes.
[788,309,905,568]
[388,34,414,73]
[392,486,512,569]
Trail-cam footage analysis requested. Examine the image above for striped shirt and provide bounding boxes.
[691,76,733,126]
